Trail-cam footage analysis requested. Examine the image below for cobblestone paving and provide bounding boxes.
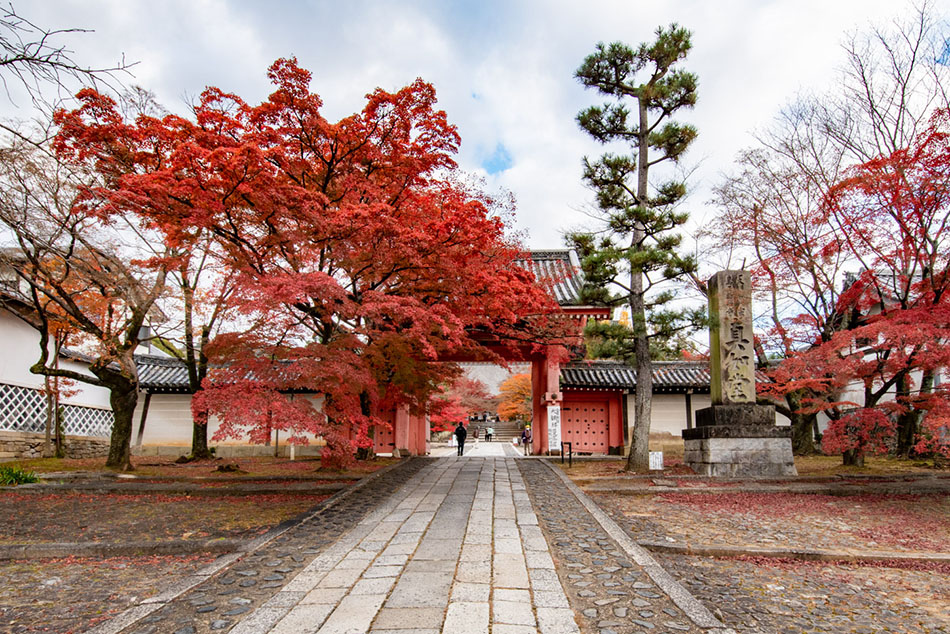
[658,554,950,634]
[101,458,427,634]
[518,460,704,634]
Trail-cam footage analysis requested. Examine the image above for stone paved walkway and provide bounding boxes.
[231,456,578,633]
[92,456,729,634]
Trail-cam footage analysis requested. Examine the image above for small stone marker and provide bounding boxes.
[683,270,797,477]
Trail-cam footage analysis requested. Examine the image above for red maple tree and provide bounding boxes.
[53,59,570,468]
[762,108,950,463]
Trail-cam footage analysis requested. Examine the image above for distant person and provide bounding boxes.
[486,425,494,442]
[522,426,532,455]
[473,426,479,441]
[454,421,467,456]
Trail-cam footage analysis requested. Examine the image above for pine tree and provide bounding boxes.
[569,24,701,471]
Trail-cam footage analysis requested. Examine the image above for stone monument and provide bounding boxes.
[683,270,797,476]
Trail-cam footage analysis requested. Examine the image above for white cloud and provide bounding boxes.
[0,0,929,252]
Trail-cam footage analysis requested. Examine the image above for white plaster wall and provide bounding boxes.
[134,393,203,446]
[628,392,790,437]
[0,309,111,409]
[134,392,325,446]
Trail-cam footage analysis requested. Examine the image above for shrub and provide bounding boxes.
[0,464,39,486]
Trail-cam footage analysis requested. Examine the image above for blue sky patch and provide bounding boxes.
[481,142,513,174]
[938,37,950,66]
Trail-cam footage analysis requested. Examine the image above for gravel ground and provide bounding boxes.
[0,555,216,634]
[594,491,950,553]
[0,491,330,544]
[658,553,950,633]
[589,487,950,633]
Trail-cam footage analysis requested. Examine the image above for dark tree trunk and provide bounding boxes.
[54,406,65,459]
[191,407,213,459]
[842,448,865,467]
[105,381,138,471]
[894,374,917,456]
[790,413,817,455]
[786,392,816,455]
[43,380,55,458]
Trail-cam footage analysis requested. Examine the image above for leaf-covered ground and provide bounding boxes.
[597,491,950,553]
[8,455,396,478]
[660,554,950,633]
[0,555,216,634]
[558,452,946,478]
[0,490,331,544]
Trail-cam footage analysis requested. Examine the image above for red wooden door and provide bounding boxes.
[374,423,395,454]
[561,401,609,453]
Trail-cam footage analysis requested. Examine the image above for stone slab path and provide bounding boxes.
[233,456,577,633]
[92,456,730,634]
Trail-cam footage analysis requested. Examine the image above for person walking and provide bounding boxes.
[485,425,494,442]
[454,421,468,456]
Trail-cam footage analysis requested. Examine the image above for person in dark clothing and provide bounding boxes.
[454,422,467,456]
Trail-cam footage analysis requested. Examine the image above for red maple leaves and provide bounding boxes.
[762,109,950,460]
[53,59,568,467]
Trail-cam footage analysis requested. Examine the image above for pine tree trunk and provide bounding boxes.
[624,97,653,473]
[626,342,652,472]
[105,381,137,471]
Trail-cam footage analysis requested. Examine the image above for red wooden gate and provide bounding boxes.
[561,400,609,453]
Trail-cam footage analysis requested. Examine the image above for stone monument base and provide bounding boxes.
[683,405,797,477]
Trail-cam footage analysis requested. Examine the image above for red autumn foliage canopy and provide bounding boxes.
[53,59,570,467]
[760,109,950,458]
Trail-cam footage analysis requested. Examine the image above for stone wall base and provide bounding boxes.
[0,430,109,461]
[684,436,797,477]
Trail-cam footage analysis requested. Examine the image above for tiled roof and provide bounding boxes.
[560,361,637,389]
[518,250,585,307]
[136,355,192,392]
[560,360,769,393]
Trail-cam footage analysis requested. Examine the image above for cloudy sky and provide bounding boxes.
[6,0,931,255]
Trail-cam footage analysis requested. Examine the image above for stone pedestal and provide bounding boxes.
[683,414,796,477]
[684,271,797,477]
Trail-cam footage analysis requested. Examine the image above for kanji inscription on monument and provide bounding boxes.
[708,270,756,405]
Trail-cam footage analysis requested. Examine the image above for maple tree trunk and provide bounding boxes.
[842,448,864,467]
[54,406,65,459]
[790,413,817,455]
[43,377,54,458]
[894,374,916,457]
[784,392,817,455]
[191,407,213,459]
[105,381,137,471]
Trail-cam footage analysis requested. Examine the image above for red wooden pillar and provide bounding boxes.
[608,393,623,453]
[531,350,562,454]
[393,404,410,456]
[408,412,427,456]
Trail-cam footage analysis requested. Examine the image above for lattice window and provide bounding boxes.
[0,382,113,437]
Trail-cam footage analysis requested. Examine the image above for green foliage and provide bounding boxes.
[0,464,39,486]
[569,23,703,362]
[583,308,706,362]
